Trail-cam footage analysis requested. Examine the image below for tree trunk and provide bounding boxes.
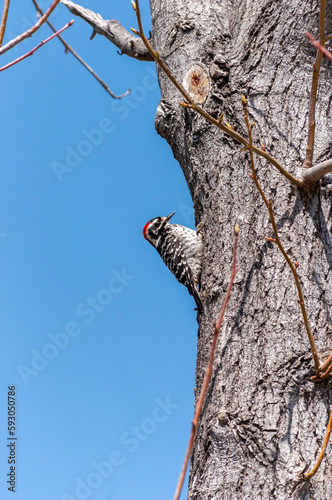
[150,0,332,498]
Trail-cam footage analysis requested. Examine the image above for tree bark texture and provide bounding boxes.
[150,1,332,499]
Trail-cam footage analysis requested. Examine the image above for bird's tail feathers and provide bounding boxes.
[192,287,203,313]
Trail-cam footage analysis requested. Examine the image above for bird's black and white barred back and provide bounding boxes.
[143,212,203,311]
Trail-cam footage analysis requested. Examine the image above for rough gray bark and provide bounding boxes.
[63,1,332,498]
[150,1,332,499]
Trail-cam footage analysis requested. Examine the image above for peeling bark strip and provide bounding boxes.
[60,0,153,61]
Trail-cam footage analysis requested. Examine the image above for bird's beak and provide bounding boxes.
[165,211,176,222]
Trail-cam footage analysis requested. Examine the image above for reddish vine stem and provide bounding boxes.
[307,31,332,61]
[173,225,239,500]
[303,0,326,169]
[0,20,74,72]
[0,0,10,47]
[131,0,302,188]
[0,0,60,56]
[241,96,320,373]
[304,407,332,480]
[315,345,332,380]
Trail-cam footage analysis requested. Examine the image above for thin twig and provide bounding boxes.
[0,0,10,47]
[307,31,332,61]
[173,225,239,500]
[0,0,60,56]
[31,0,129,99]
[0,20,73,72]
[304,0,326,169]
[132,0,302,188]
[241,96,320,373]
[304,408,332,480]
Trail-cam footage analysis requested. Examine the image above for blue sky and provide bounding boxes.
[0,2,199,499]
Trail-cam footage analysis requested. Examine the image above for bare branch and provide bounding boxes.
[0,0,10,47]
[31,0,129,99]
[301,158,332,185]
[173,225,239,500]
[0,20,74,72]
[60,0,153,61]
[0,0,60,56]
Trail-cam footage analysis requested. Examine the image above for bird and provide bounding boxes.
[143,211,203,311]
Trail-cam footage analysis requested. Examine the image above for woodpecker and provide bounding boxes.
[143,211,203,311]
